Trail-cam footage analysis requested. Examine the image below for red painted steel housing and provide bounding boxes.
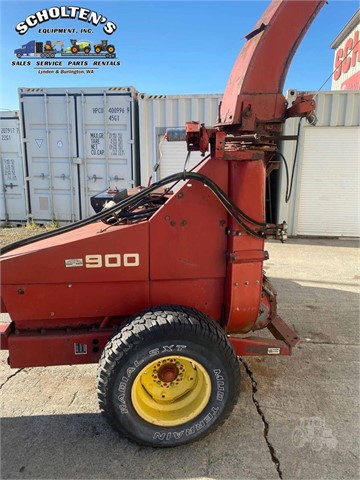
[0,0,325,368]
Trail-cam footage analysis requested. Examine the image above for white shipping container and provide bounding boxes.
[138,93,222,185]
[278,90,360,237]
[19,87,139,223]
[0,111,27,224]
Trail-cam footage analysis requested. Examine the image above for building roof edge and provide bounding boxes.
[330,9,360,49]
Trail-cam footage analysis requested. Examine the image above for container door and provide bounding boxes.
[0,116,26,223]
[21,94,80,223]
[295,126,360,237]
[76,93,134,218]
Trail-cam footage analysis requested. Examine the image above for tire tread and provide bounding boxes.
[96,305,240,446]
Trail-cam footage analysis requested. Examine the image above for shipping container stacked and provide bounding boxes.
[1,88,359,236]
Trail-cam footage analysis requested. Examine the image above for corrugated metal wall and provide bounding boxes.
[315,91,360,125]
[278,90,360,236]
[138,94,222,185]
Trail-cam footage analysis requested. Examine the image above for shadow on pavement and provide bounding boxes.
[278,237,359,248]
[2,412,175,480]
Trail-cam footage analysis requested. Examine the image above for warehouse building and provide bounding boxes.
[277,90,359,237]
[331,9,360,90]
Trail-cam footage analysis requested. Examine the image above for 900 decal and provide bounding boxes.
[65,253,140,268]
[86,254,139,268]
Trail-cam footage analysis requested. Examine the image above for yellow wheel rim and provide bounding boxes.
[108,47,114,53]
[131,355,211,427]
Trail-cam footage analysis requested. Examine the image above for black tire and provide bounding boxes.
[97,305,240,447]
[71,46,78,54]
[107,44,115,53]
[16,53,22,58]
[95,46,101,54]
[84,46,90,54]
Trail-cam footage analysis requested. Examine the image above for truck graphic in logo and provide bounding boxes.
[14,39,116,58]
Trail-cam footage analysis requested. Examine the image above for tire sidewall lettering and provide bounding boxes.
[111,341,230,443]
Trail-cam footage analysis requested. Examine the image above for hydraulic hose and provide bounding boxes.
[1,171,267,255]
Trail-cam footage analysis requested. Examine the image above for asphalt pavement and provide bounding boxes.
[1,238,359,479]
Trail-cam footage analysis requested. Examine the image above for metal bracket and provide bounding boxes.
[229,314,300,356]
[264,221,288,242]
[227,250,268,264]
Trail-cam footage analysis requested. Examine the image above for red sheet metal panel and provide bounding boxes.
[8,328,114,368]
[225,160,266,333]
[0,296,7,313]
[0,323,13,350]
[2,281,150,322]
[1,222,150,322]
[149,158,228,281]
[1,222,149,284]
[150,278,225,322]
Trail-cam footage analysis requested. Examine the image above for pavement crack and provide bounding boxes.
[0,368,26,390]
[68,391,78,406]
[240,358,283,480]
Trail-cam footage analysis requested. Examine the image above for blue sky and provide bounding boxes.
[0,0,358,111]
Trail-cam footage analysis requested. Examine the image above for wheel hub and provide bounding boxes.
[131,355,211,427]
[157,363,180,383]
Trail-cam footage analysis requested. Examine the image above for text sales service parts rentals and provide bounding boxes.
[15,6,117,35]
